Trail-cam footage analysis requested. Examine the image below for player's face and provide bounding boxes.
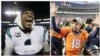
[21,10,34,29]
[74,22,81,31]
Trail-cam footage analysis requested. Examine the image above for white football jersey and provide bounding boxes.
[5,26,48,55]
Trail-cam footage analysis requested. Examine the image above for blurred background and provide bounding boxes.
[53,1,99,22]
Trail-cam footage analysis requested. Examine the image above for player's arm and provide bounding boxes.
[51,3,68,38]
[4,29,13,56]
[51,3,60,34]
[52,16,61,34]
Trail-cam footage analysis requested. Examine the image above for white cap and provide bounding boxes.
[74,17,83,25]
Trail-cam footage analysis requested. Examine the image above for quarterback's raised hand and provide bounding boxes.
[50,2,58,16]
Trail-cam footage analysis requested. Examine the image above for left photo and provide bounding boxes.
[1,1,50,56]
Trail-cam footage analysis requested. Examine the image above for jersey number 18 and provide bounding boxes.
[72,39,80,48]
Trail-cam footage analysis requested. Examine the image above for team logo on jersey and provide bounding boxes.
[15,32,21,37]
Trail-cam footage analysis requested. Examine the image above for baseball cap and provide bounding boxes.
[73,17,83,25]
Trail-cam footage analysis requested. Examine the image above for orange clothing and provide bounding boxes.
[53,30,62,38]
[55,27,89,56]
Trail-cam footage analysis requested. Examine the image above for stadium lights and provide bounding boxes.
[35,19,42,21]
[5,11,21,15]
[39,22,50,24]
[43,18,50,20]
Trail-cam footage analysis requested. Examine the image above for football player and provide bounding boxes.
[51,3,89,56]
[4,8,49,55]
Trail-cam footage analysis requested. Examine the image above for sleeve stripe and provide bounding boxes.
[6,28,12,39]
[43,27,46,42]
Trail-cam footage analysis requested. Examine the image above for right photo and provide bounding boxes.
[51,1,100,56]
